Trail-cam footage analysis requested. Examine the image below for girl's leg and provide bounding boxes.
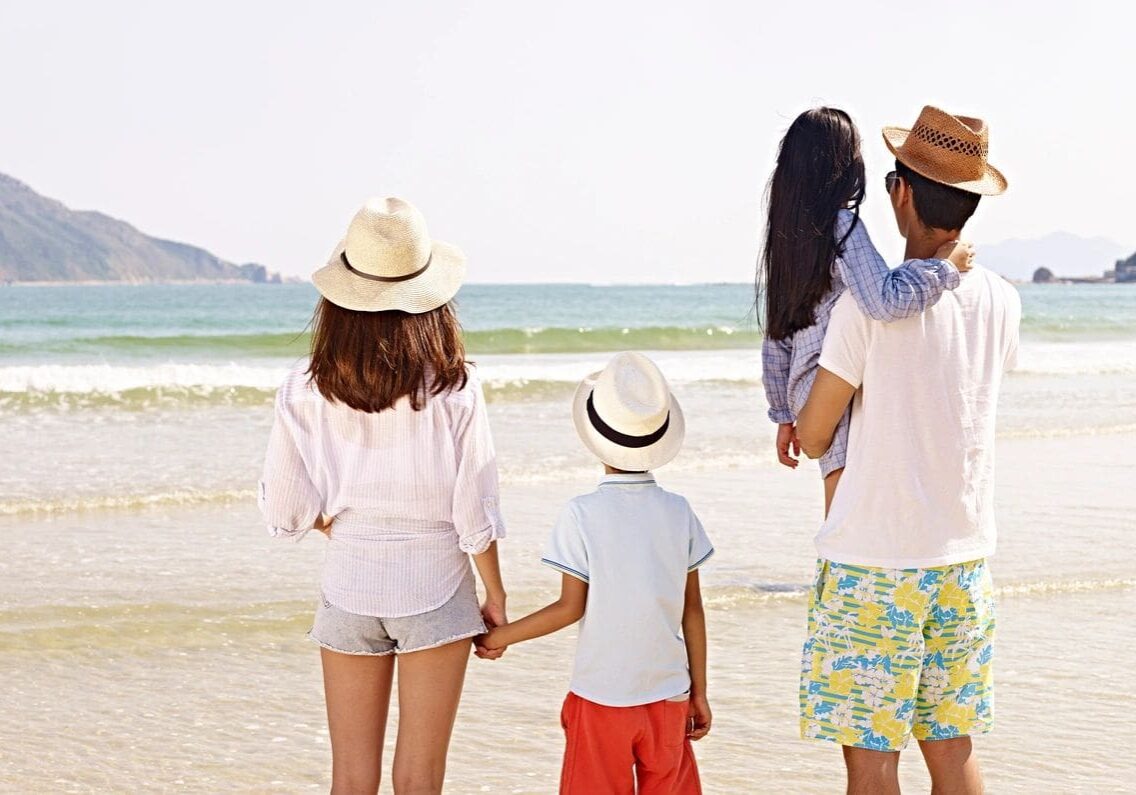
[824,468,844,517]
[321,647,396,795]
[391,639,472,794]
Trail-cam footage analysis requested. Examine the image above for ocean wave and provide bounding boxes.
[0,488,255,517]
[0,325,761,358]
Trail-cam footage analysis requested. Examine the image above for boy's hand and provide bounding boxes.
[935,239,975,273]
[776,422,800,469]
[474,598,508,660]
[687,694,712,740]
[473,628,505,660]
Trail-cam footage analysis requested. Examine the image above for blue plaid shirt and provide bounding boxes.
[761,210,960,477]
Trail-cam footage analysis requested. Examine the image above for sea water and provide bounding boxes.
[1,281,1133,793]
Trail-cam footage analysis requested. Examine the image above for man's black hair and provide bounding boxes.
[895,160,981,231]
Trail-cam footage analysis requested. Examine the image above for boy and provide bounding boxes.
[477,351,713,794]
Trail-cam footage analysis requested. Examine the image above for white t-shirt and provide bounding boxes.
[542,473,714,707]
[816,265,1021,569]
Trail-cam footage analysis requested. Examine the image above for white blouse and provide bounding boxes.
[258,365,505,618]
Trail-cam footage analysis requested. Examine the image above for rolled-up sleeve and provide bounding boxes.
[258,391,321,540]
[451,376,506,554]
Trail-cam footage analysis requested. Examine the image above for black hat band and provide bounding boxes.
[586,391,669,449]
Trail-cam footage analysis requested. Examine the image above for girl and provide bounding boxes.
[258,197,507,795]
[759,107,971,509]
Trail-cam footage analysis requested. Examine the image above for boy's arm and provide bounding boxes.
[683,570,712,740]
[478,574,587,652]
[835,209,964,322]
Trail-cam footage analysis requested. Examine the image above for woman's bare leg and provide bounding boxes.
[321,647,395,795]
[391,639,472,794]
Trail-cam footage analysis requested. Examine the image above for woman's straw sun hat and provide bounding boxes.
[312,197,466,313]
[572,352,686,472]
[883,106,1007,196]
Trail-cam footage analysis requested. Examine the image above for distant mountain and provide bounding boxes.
[978,232,1130,281]
[0,172,278,283]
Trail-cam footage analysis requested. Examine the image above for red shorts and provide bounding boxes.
[559,692,702,794]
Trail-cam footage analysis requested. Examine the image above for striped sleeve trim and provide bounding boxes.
[541,558,590,583]
[688,547,715,571]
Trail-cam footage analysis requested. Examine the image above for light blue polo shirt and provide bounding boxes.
[542,473,714,707]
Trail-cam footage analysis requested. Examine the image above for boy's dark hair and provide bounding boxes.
[895,160,981,231]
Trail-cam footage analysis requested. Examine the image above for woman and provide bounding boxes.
[258,197,507,794]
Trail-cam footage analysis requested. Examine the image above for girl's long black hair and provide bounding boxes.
[759,107,866,340]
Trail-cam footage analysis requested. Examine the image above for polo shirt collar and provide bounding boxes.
[599,472,656,486]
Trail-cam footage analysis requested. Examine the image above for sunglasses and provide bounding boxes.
[884,170,901,194]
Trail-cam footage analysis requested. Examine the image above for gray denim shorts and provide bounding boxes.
[308,568,486,656]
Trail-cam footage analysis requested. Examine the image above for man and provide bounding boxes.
[795,106,1021,795]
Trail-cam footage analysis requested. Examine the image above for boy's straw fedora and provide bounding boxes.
[883,106,1007,196]
[572,352,685,472]
[312,197,466,313]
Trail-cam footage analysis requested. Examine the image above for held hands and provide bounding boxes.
[687,694,712,740]
[935,239,975,273]
[776,422,800,469]
[473,596,508,660]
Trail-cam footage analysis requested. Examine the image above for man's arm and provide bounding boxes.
[796,368,857,459]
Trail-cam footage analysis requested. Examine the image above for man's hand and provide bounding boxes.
[688,694,712,740]
[776,422,800,469]
[935,239,975,273]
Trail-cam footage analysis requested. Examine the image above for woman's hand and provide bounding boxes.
[776,422,800,469]
[687,694,712,740]
[474,595,507,660]
[935,239,975,273]
[313,513,335,538]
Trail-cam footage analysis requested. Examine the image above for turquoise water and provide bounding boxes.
[1,282,1133,363]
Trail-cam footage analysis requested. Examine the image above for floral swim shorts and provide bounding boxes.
[800,558,995,752]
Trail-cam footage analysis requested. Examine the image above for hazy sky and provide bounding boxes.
[1,2,1131,282]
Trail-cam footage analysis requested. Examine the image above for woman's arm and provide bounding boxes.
[683,570,712,740]
[479,574,587,651]
[472,542,507,649]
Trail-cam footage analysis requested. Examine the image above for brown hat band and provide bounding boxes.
[341,251,432,283]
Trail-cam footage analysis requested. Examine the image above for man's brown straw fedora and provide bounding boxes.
[883,106,1007,196]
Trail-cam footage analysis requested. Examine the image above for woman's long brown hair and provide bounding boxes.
[307,298,469,412]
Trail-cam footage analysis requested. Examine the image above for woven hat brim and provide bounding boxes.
[883,127,1008,196]
[311,240,466,313]
[571,371,686,472]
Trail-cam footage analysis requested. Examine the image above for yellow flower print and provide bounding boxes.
[857,601,887,628]
[895,669,919,700]
[835,725,862,746]
[938,582,970,612]
[828,669,855,696]
[925,627,950,654]
[871,710,908,746]
[934,701,975,729]
[948,662,974,690]
[893,581,928,615]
